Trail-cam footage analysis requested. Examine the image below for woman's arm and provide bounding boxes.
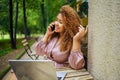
[35,22,55,55]
[35,29,50,55]
[69,25,88,69]
[35,39,47,55]
[69,49,85,70]
[72,25,87,51]
[69,40,85,69]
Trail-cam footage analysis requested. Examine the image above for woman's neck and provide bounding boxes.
[57,34,63,44]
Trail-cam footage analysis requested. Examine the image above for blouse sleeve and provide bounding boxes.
[35,40,47,55]
[68,49,85,70]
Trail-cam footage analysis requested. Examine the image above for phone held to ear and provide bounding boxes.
[50,25,55,31]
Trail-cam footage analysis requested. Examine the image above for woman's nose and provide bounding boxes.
[55,21,58,26]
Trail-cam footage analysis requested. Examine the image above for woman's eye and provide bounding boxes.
[59,20,62,24]
[56,18,62,24]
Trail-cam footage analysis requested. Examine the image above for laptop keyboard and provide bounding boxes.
[57,77,62,80]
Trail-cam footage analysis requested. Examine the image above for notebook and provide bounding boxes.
[9,60,67,80]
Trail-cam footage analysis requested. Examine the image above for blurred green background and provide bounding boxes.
[0,0,88,56]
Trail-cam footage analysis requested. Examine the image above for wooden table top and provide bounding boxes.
[56,67,93,80]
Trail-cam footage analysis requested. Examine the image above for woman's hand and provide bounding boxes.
[45,22,55,37]
[73,25,88,42]
[42,22,55,42]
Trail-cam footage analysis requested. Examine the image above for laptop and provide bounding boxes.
[9,60,67,80]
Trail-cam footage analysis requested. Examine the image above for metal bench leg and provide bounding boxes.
[25,48,34,60]
[35,55,39,60]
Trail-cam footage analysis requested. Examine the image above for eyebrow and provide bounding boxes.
[56,17,61,21]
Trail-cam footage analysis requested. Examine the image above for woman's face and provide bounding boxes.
[54,13,65,33]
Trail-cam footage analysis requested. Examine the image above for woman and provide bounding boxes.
[35,5,87,70]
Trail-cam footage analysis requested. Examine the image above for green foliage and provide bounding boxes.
[67,0,76,7]
[0,37,36,57]
[0,48,12,57]
[0,0,77,35]
[0,65,10,79]
[0,39,11,49]
[0,0,9,33]
[45,0,66,26]
[78,1,88,18]
[0,38,23,57]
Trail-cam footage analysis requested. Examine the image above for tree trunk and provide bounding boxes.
[23,0,28,39]
[9,0,16,49]
[41,0,46,34]
[13,1,19,49]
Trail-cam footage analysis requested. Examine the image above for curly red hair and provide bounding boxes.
[51,5,82,52]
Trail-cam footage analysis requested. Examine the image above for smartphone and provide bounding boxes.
[51,25,55,31]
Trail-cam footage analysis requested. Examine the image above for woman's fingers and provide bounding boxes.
[47,26,51,31]
[78,25,85,32]
[79,25,84,30]
[79,25,88,33]
[49,22,55,27]
[78,25,88,37]
[84,25,88,35]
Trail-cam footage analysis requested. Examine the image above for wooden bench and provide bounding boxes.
[21,39,39,60]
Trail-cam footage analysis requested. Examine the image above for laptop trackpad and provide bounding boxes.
[56,72,67,80]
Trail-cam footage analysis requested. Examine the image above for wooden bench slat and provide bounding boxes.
[21,39,27,43]
[23,42,28,46]
[21,39,39,60]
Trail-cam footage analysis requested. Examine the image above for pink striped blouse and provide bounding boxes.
[35,37,85,70]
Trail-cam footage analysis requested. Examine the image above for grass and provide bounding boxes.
[0,48,12,57]
[0,65,11,79]
[0,34,24,40]
[0,38,23,57]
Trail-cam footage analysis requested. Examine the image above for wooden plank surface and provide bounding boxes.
[56,67,94,80]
